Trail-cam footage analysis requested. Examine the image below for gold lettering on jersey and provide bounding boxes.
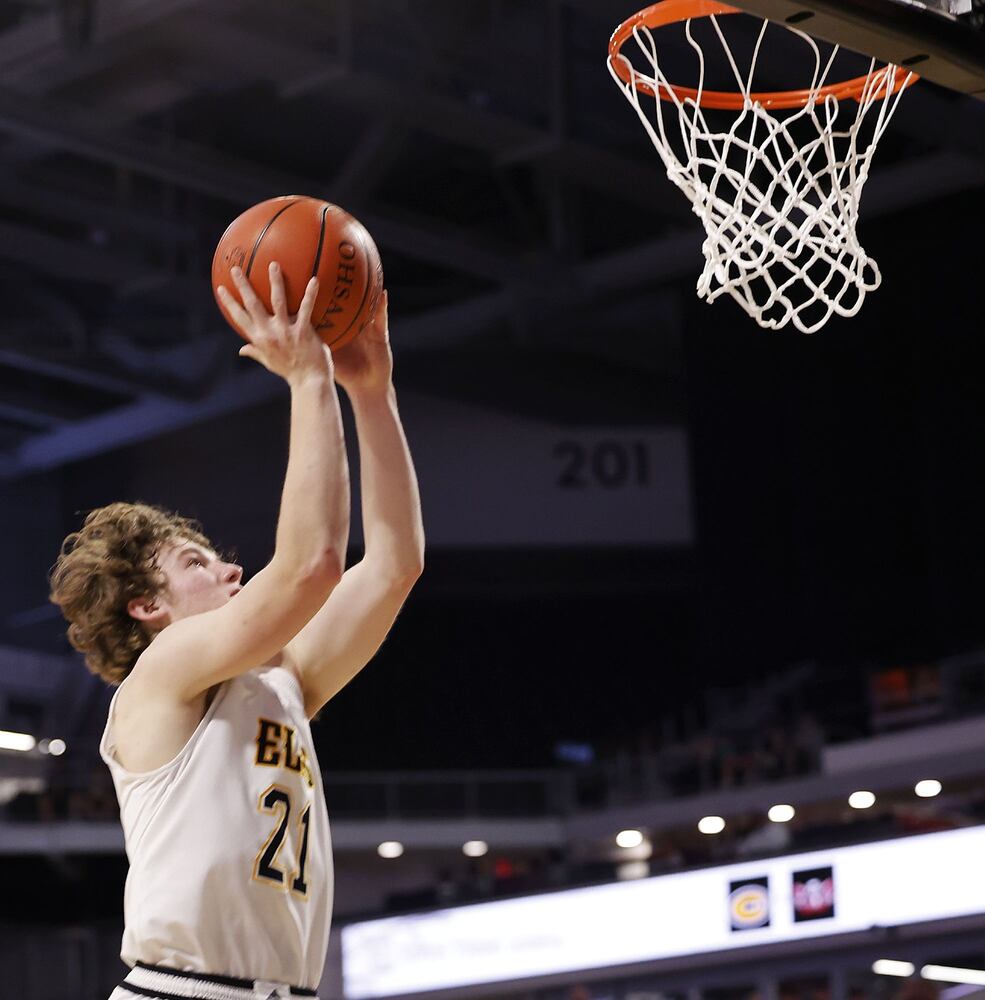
[255,718,283,767]
[254,717,315,788]
[298,752,314,788]
[284,727,302,772]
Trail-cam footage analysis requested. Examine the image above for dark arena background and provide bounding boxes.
[2,1,985,998]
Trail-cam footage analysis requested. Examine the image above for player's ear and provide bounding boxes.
[127,596,167,626]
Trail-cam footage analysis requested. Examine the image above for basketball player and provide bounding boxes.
[49,263,424,1000]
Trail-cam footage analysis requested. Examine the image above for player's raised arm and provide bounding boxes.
[285,291,425,716]
[129,263,351,701]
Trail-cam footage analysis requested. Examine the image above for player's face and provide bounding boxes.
[154,537,243,623]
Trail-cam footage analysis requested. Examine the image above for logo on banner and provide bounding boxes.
[793,866,835,922]
[729,876,770,931]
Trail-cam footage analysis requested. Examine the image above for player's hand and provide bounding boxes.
[217,262,332,385]
[331,290,392,395]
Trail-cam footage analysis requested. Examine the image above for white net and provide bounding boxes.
[608,15,913,333]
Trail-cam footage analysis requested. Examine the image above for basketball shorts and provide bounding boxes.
[109,960,319,1000]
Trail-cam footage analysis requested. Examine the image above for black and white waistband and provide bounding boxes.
[120,961,318,1000]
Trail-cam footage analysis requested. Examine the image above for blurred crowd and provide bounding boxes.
[4,761,117,823]
[600,709,827,803]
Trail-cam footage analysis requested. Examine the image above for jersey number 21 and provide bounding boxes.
[254,784,311,897]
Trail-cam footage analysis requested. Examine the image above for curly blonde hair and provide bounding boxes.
[49,502,214,685]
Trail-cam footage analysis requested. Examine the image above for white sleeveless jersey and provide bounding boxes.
[99,665,333,989]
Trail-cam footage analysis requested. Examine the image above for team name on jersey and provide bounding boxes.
[254,718,315,787]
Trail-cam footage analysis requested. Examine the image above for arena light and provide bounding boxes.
[921,965,985,985]
[616,829,644,849]
[463,840,488,858]
[848,791,876,809]
[698,816,725,835]
[872,959,915,977]
[0,730,36,753]
[914,779,942,798]
[768,804,795,823]
[48,739,67,757]
[616,861,649,881]
[377,842,404,859]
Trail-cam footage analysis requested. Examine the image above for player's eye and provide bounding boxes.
[187,557,204,567]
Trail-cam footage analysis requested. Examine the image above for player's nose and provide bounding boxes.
[222,562,243,584]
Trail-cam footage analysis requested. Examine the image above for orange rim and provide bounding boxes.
[608,0,917,110]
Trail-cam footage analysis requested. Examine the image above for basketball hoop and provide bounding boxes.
[608,0,917,333]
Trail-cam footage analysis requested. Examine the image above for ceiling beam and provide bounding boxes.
[0,365,279,481]
[0,0,210,82]
[0,404,63,431]
[0,86,555,288]
[0,218,149,285]
[0,177,196,244]
[0,349,145,398]
[0,217,211,318]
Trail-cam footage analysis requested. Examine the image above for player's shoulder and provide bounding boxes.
[122,641,179,703]
[110,661,219,773]
[125,615,200,692]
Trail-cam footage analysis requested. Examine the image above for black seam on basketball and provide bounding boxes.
[317,226,377,346]
[245,200,299,279]
[119,982,220,1000]
[311,204,330,279]
[134,961,253,988]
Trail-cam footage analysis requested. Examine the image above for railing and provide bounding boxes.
[322,768,577,819]
[0,763,650,823]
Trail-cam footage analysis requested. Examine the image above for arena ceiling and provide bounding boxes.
[0,0,983,480]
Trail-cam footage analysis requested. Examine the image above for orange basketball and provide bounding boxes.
[212,195,383,351]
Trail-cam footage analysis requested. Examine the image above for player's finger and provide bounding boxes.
[370,288,389,335]
[216,284,253,336]
[268,261,288,322]
[238,344,259,363]
[295,276,320,330]
[229,266,267,324]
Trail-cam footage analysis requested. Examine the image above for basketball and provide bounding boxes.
[212,195,384,351]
